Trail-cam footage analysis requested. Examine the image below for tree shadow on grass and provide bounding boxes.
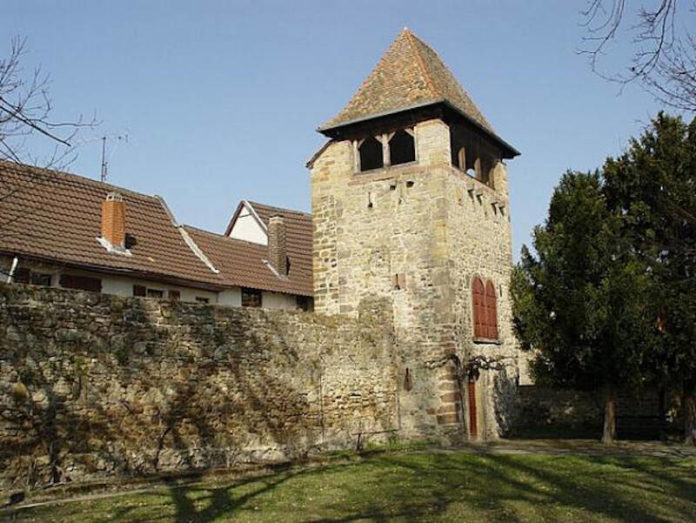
[161,454,548,522]
[475,453,696,522]
[302,452,696,522]
[140,453,696,522]
[8,452,696,522]
[164,468,300,523]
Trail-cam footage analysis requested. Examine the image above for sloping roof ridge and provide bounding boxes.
[306,139,332,169]
[317,32,414,132]
[318,29,505,142]
[0,159,159,202]
[147,196,221,275]
[404,28,437,96]
[153,195,180,226]
[247,200,312,217]
[223,200,248,237]
[407,31,494,133]
[178,226,220,275]
[242,199,268,231]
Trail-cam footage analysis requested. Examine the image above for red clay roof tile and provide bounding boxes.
[320,29,495,135]
[0,160,313,297]
[0,160,221,287]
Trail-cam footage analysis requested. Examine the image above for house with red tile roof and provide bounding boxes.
[0,160,313,310]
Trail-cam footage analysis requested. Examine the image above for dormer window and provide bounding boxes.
[354,128,416,173]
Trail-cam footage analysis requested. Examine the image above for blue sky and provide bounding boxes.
[3,1,671,257]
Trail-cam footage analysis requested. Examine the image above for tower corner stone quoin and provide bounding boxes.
[310,29,522,441]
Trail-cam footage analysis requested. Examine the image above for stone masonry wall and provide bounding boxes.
[311,119,521,441]
[312,120,460,439]
[444,160,521,439]
[0,284,397,490]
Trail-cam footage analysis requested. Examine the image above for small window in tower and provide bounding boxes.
[404,368,413,391]
[479,155,495,188]
[389,129,416,165]
[358,137,383,172]
[474,157,483,180]
[393,273,406,290]
[464,149,477,177]
[472,277,499,341]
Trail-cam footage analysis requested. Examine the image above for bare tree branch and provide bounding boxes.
[579,1,696,112]
[0,36,100,244]
[0,36,98,171]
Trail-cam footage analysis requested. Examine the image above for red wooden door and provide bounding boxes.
[468,380,478,438]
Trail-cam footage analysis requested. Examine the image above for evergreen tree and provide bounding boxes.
[603,113,696,443]
[512,172,654,443]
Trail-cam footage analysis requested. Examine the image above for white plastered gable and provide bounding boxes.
[228,200,267,245]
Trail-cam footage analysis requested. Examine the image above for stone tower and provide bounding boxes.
[309,29,521,441]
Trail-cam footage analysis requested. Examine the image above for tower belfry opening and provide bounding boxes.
[358,137,383,171]
[389,129,416,165]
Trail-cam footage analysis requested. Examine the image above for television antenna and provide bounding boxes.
[72,132,130,183]
[100,134,129,183]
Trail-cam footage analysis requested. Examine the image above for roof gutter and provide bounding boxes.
[0,250,227,292]
[317,100,445,133]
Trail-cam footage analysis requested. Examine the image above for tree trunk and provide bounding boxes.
[684,384,696,445]
[601,384,617,444]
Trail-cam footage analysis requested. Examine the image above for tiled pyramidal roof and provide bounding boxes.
[320,28,495,134]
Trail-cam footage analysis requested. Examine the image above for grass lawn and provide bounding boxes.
[4,450,696,522]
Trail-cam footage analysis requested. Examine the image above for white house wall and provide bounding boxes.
[262,291,298,309]
[99,272,218,303]
[1,256,217,303]
[1,255,304,311]
[218,288,242,307]
[228,209,267,245]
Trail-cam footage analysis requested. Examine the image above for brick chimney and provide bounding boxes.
[101,192,126,249]
[267,215,287,276]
